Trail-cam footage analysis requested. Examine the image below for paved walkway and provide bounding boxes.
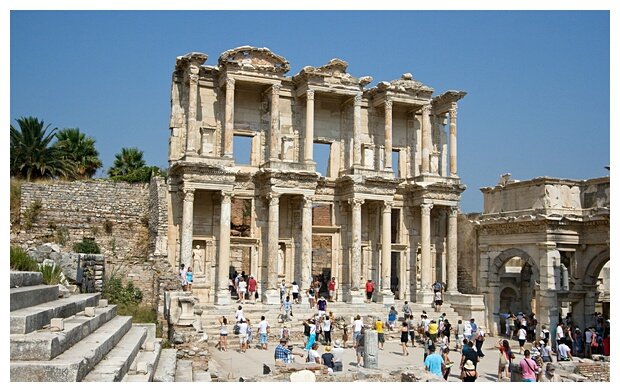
[208,335,515,382]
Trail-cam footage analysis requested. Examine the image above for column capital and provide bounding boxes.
[384,99,393,111]
[422,104,432,115]
[348,197,365,209]
[306,89,315,100]
[420,203,433,215]
[383,200,393,210]
[448,106,458,118]
[183,187,195,202]
[449,205,460,217]
[220,190,233,203]
[267,192,280,206]
[271,83,281,95]
[354,92,363,106]
[225,77,235,89]
[303,195,314,208]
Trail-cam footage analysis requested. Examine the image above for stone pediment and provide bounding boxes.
[217,46,290,75]
[293,59,372,87]
[370,73,434,94]
[175,52,208,71]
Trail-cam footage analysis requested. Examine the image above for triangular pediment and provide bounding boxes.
[218,46,290,75]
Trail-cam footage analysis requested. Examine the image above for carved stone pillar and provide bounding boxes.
[449,105,458,176]
[420,203,433,291]
[347,198,364,303]
[180,188,195,269]
[377,201,395,304]
[304,90,315,163]
[215,191,232,305]
[269,84,281,160]
[538,241,561,346]
[300,195,313,303]
[384,99,393,169]
[264,192,281,304]
[223,78,235,158]
[185,66,199,155]
[421,105,432,173]
[446,206,459,292]
[353,93,362,166]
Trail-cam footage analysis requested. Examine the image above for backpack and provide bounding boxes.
[427,338,435,352]
[591,333,598,347]
[233,323,240,335]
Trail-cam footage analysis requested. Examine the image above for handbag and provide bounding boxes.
[499,352,508,366]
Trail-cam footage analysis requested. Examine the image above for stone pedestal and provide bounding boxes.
[363,330,379,369]
[416,290,435,306]
[347,290,365,304]
[376,291,395,305]
[177,296,197,326]
[215,289,232,305]
[262,289,281,305]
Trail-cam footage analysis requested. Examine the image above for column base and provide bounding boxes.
[262,289,281,305]
[214,289,232,305]
[347,290,365,304]
[376,291,395,305]
[415,290,435,306]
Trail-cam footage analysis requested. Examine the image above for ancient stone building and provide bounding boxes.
[470,175,610,337]
[166,46,467,306]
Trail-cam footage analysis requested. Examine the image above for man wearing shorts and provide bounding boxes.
[365,279,375,302]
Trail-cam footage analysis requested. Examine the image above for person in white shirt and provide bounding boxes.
[237,320,249,353]
[257,315,270,350]
[352,315,364,349]
[235,305,245,322]
[555,323,565,351]
[291,281,300,304]
[518,326,528,354]
[584,327,593,358]
[332,339,345,371]
[237,277,247,304]
[557,338,573,361]
[307,342,321,363]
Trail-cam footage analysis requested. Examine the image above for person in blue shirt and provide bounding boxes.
[274,338,304,363]
[424,345,445,378]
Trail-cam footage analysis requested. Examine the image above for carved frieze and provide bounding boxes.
[217,46,290,74]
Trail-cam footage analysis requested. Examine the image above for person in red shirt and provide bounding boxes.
[365,279,375,303]
[328,277,337,302]
[247,275,257,304]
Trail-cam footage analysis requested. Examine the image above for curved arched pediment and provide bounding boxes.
[583,248,610,286]
[490,247,539,280]
[218,46,290,75]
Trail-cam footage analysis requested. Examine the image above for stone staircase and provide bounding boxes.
[9,271,181,382]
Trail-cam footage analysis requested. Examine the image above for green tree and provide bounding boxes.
[10,117,75,180]
[107,147,146,178]
[54,128,103,179]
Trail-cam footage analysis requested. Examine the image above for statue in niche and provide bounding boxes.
[193,245,205,274]
[277,248,284,276]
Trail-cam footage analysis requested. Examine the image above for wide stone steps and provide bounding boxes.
[9,271,175,382]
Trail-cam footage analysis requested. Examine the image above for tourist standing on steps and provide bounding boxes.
[307,287,316,309]
[387,306,398,331]
[317,296,327,317]
[245,319,253,350]
[304,318,317,351]
[365,279,375,303]
[375,317,385,350]
[291,281,300,304]
[455,319,464,349]
[247,275,257,304]
[237,319,248,353]
[257,315,270,350]
[280,279,287,303]
[323,314,332,345]
[463,320,473,342]
[342,323,349,349]
[407,315,416,347]
[518,325,528,354]
[434,290,443,312]
[280,295,293,323]
[313,276,321,302]
[235,305,245,322]
[179,263,188,291]
[356,327,366,367]
[186,266,193,291]
[218,316,228,351]
[237,277,247,304]
[352,314,364,349]
[402,301,412,320]
[428,319,438,342]
[400,321,409,356]
[328,277,336,302]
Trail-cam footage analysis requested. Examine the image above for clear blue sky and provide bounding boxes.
[9,9,612,213]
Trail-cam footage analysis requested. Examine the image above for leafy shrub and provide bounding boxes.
[73,238,100,254]
[39,263,64,285]
[10,179,22,227]
[10,246,39,271]
[103,275,143,306]
[56,228,70,245]
[23,199,43,230]
[116,303,157,324]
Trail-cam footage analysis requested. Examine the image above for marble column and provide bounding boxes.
[304,90,315,163]
[269,84,281,160]
[421,105,432,173]
[185,66,199,155]
[420,203,433,291]
[215,191,232,305]
[446,206,458,292]
[352,93,362,166]
[348,198,365,303]
[449,105,458,176]
[300,195,313,303]
[538,241,561,347]
[384,99,393,169]
[180,188,195,269]
[264,192,281,304]
[223,78,235,158]
[378,201,395,304]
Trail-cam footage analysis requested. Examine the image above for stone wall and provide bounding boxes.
[457,213,480,294]
[13,178,178,308]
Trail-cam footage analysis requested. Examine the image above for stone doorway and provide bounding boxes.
[312,234,332,297]
[390,252,400,297]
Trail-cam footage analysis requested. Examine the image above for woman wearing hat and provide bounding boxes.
[321,344,335,372]
[332,339,344,371]
[460,360,478,382]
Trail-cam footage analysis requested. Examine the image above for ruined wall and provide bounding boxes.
[457,212,480,294]
[14,178,178,307]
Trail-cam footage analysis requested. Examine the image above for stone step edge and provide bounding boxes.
[9,315,133,382]
[122,339,163,382]
[82,325,148,382]
[152,348,177,382]
[10,284,60,312]
[10,304,118,361]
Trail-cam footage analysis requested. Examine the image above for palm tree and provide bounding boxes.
[107,147,146,178]
[54,128,103,179]
[10,117,75,181]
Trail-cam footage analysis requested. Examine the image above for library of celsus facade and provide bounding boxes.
[166,46,467,305]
